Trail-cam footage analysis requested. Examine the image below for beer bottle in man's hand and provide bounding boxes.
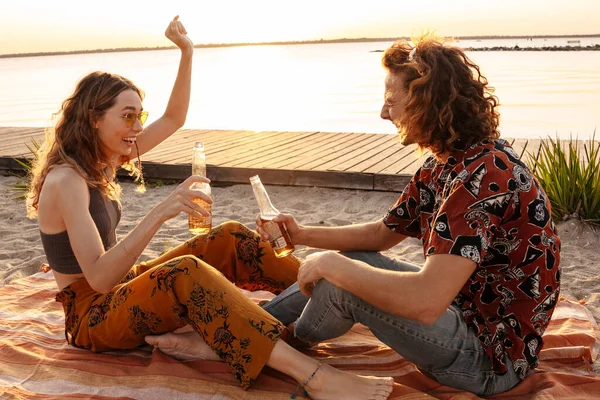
[250,175,295,257]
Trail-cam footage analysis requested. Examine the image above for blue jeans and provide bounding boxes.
[262,251,521,396]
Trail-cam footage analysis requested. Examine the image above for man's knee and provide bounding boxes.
[312,279,347,301]
[338,251,376,263]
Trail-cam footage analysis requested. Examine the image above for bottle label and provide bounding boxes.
[264,221,286,249]
[273,236,287,249]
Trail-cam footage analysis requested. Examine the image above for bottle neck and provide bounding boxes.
[192,150,206,177]
[251,182,279,218]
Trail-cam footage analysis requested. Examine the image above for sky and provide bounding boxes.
[0,0,598,55]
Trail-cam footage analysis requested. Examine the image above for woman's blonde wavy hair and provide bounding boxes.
[382,33,500,154]
[26,71,145,219]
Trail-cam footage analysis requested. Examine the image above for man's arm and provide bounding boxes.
[300,251,476,325]
[266,216,407,252]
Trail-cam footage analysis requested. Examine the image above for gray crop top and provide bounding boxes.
[40,187,121,274]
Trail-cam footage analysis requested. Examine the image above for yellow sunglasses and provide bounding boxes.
[121,111,149,127]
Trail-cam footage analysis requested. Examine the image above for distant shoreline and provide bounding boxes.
[1,34,600,59]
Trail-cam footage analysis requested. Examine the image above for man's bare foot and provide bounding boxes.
[304,363,394,400]
[145,331,221,362]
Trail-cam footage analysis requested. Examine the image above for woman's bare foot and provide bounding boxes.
[145,331,221,362]
[305,363,394,400]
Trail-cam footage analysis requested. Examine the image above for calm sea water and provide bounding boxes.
[0,37,598,139]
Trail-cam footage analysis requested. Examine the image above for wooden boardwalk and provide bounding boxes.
[0,126,556,192]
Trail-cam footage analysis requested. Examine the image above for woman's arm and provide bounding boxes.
[133,16,194,158]
[50,169,211,293]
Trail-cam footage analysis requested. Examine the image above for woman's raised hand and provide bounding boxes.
[165,15,193,52]
[157,175,212,222]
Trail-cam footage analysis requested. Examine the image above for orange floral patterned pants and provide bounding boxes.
[55,221,301,388]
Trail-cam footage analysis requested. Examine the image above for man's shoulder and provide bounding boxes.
[467,139,524,164]
[412,154,438,179]
[456,139,529,177]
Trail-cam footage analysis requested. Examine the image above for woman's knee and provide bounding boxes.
[150,255,223,286]
[218,220,251,234]
[156,255,209,274]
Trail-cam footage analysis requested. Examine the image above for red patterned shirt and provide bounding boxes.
[383,139,561,379]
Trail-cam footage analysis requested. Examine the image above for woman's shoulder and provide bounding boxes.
[38,165,91,223]
[44,165,88,193]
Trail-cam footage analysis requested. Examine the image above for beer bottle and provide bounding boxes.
[250,175,295,257]
[189,142,212,235]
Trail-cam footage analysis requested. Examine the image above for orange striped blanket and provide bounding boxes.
[1,271,599,399]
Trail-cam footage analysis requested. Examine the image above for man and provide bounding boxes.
[259,34,561,396]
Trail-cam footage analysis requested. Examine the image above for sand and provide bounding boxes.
[1,173,599,372]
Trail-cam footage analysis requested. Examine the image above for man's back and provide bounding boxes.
[384,138,561,378]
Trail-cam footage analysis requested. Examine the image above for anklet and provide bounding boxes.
[291,361,322,399]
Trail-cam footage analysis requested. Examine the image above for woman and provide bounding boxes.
[26,16,393,399]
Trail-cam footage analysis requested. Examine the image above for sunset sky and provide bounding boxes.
[1,0,598,55]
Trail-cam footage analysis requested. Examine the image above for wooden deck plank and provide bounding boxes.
[327,134,394,172]
[0,128,45,143]
[295,133,377,170]
[142,129,234,161]
[316,134,390,171]
[401,151,432,175]
[224,131,329,168]
[363,143,418,174]
[218,132,321,167]
[1,128,46,139]
[347,136,405,173]
[162,131,317,166]
[161,129,259,150]
[205,131,290,154]
[238,132,351,169]
[376,144,421,175]
[0,133,47,156]
[275,132,361,170]
[373,174,412,192]
[0,140,44,157]
[0,127,44,139]
[208,166,374,190]
[146,130,282,164]
[137,162,375,191]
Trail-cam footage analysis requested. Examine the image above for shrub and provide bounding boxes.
[9,138,40,200]
[527,132,600,227]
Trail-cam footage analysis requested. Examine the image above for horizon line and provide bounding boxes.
[2,33,600,59]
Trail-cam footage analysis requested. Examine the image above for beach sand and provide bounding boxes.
[1,173,598,373]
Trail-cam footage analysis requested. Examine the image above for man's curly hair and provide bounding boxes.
[382,33,500,154]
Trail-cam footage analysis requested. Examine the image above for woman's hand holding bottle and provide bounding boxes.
[155,175,212,222]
